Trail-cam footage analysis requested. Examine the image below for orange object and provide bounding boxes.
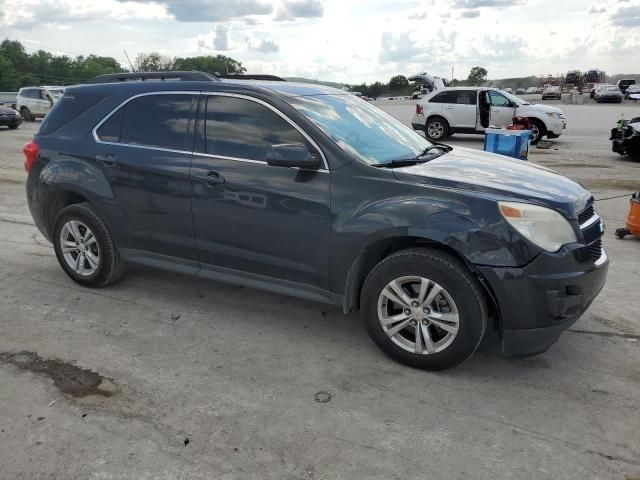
[615,193,640,239]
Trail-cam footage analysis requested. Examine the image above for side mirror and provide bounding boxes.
[266,143,321,169]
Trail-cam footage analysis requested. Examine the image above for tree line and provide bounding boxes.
[0,39,247,91]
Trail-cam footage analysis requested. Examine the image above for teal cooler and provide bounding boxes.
[484,128,531,160]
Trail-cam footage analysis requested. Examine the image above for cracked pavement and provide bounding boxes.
[0,102,639,479]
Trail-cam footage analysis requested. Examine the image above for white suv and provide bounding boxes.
[16,86,64,121]
[412,87,566,144]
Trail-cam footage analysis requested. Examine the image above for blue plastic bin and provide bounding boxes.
[484,129,531,160]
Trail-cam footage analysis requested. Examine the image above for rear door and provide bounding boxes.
[92,92,198,263]
[448,90,477,129]
[190,93,331,290]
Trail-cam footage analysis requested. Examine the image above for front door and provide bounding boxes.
[91,92,198,262]
[488,90,517,128]
[191,94,331,290]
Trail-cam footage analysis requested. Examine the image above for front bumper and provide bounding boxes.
[476,243,608,356]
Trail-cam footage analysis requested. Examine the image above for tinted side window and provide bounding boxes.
[118,94,192,150]
[430,91,457,104]
[96,107,124,142]
[456,91,476,105]
[204,96,310,161]
[489,91,511,107]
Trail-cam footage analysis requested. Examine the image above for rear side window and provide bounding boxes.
[429,91,458,104]
[456,91,476,105]
[204,96,311,161]
[39,92,109,135]
[97,94,193,150]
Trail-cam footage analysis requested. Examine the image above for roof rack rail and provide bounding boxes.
[87,71,219,84]
[219,74,286,82]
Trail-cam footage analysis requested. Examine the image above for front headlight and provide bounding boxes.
[498,202,577,252]
[546,112,561,119]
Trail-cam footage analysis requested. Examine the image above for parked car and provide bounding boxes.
[617,79,636,94]
[541,86,562,100]
[16,86,64,121]
[515,88,526,95]
[594,84,623,103]
[25,74,607,371]
[590,82,607,99]
[412,87,566,144]
[625,85,640,100]
[526,87,538,94]
[504,87,513,94]
[0,105,22,129]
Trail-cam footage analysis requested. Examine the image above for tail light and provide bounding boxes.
[415,104,423,115]
[23,139,39,172]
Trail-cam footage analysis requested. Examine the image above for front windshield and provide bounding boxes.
[287,94,432,165]
[501,90,529,105]
[606,86,620,92]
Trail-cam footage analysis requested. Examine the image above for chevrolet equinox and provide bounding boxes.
[25,73,608,370]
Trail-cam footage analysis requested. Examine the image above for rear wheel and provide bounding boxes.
[20,107,33,122]
[425,117,449,141]
[53,203,126,288]
[361,248,487,370]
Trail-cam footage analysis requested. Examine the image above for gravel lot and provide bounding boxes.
[0,99,639,480]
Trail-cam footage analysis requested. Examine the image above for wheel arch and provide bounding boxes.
[342,235,501,332]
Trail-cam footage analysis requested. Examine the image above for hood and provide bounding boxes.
[0,105,17,114]
[393,147,591,219]
[523,103,563,114]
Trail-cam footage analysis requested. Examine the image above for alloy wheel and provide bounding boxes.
[377,276,460,354]
[428,121,444,139]
[59,220,100,277]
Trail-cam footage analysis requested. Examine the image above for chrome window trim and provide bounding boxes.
[92,90,329,171]
[200,91,328,170]
[580,214,600,230]
[92,91,195,152]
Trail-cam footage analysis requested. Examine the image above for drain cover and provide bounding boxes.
[314,391,332,403]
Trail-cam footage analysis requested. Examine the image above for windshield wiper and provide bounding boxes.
[373,145,450,168]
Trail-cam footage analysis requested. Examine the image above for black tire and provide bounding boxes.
[425,116,450,141]
[53,203,126,288]
[361,248,488,371]
[9,124,19,130]
[529,119,546,145]
[20,107,34,122]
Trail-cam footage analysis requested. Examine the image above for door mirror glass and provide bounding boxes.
[266,143,321,169]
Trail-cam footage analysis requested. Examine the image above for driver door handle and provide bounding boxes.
[196,170,225,187]
[95,153,118,167]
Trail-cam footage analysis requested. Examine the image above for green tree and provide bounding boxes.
[172,55,246,75]
[134,52,174,71]
[467,66,488,86]
[388,74,409,91]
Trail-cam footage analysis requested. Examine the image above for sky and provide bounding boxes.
[1,0,639,84]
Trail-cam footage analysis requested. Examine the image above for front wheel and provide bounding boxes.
[529,119,546,145]
[361,248,488,370]
[53,203,126,288]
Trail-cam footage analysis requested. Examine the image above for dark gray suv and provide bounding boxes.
[25,74,608,370]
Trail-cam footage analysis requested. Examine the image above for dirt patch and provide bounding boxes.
[580,179,640,190]
[0,351,116,398]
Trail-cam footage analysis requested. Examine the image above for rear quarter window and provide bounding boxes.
[429,91,458,104]
[39,92,109,135]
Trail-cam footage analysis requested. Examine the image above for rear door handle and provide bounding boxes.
[196,171,225,186]
[96,153,117,167]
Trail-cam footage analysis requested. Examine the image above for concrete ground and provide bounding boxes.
[0,101,639,480]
